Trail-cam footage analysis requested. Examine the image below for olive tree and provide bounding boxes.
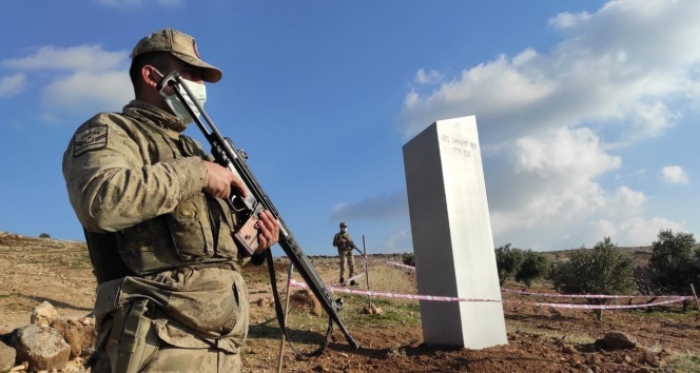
[495,244,525,286]
[515,250,550,287]
[550,237,635,320]
[648,230,700,311]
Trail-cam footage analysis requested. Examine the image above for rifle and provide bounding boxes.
[156,72,359,355]
[337,233,363,255]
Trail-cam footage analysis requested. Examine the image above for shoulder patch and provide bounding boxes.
[73,125,108,157]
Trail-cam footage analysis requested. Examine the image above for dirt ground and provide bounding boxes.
[1,234,699,373]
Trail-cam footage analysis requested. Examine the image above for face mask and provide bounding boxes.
[156,70,207,124]
[341,228,347,233]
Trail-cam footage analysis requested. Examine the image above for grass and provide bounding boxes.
[664,350,700,373]
[629,308,697,321]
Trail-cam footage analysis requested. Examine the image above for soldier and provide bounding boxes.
[62,28,280,373]
[332,222,357,285]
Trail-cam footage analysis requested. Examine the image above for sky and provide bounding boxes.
[1,0,699,255]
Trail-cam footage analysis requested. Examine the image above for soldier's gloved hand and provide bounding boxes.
[255,210,280,250]
[203,161,248,199]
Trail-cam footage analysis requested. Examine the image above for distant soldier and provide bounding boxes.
[332,222,356,285]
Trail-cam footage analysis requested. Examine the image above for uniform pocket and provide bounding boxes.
[165,194,214,260]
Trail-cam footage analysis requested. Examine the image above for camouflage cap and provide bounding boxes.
[340,222,348,228]
[131,28,222,83]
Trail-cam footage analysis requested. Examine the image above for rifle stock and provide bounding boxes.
[156,72,359,352]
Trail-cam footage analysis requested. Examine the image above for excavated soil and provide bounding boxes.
[1,234,699,373]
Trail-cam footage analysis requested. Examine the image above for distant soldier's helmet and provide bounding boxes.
[340,222,348,228]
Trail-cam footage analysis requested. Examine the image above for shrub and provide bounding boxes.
[515,250,550,287]
[402,253,415,266]
[550,237,635,295]
[549,237,635,320]
[648,230,700,299]
[39,232,51,239]
[495,244,525,285]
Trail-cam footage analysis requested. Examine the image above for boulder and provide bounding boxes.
[50,318,95,359]
[0,341,16,372]
[14,324,70,372]
[289,289,322,316]
[601,331,636,350]
[30,301,60,327]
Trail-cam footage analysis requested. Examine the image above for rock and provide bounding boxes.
[587,354,602,366]
[14,324,70,372]
[289,290,322,316]
[49,318,95,359]
[0,341,16,372]
[561,344,577,354]
[30,301,60,327]
[602,331,636,350]
[643,350,660,367]
[255,297,273,308]
[363,303,383,315]
[624,354,632,364]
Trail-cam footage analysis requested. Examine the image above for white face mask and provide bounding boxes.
[341,228,347,233]
[156,70,207,124]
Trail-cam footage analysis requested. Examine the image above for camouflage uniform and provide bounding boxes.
[332,231,355,282]
[62,29,249,373]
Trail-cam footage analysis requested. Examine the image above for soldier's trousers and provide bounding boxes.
[338,249,355,280]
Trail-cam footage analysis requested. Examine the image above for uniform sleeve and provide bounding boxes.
[332,234,340,247]
[62,114,208,233]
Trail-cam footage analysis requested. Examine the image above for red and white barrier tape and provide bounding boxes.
[501,288,684,299]
[385,261,693,301]
[290,280,689,309]
[290,279,501,303]
[516,297,687,310]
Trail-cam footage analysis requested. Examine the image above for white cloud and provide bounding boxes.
[589,217,685,246]
[2,44,132,121]
[42,71,133,115]
[397,0,696,250]
[379,229,413,254]
[415,69,443,84]
[3,45,127,72]
[399,0,700,144]
[660,165,690,184]
[0,74,26,98]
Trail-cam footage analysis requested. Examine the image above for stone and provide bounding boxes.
[289,289,322,316]
[0,341,16,372]
[255,297,273,308]
[49,318,94,358]
[643,350,660,367]
[362,303,383,315]
[602,331,636,350]
[403,116,507,349]
[30,301,60,327]
[14,324,70,372]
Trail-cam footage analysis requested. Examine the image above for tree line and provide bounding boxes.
[495,230,700,313]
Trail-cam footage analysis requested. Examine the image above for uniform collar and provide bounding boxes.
[122,100,189,138]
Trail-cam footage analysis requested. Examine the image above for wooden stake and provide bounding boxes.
[276,264,294,373]
[690,283,700,318]
[362,235,372,308]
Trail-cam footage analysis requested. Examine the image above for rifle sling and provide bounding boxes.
[265,249,332,357]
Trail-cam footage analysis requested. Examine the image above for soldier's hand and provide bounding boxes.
[255,210,280,251]
[339,239,347,245]
[203,161,248,199]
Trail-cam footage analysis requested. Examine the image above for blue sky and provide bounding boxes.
[1,0,698,255]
